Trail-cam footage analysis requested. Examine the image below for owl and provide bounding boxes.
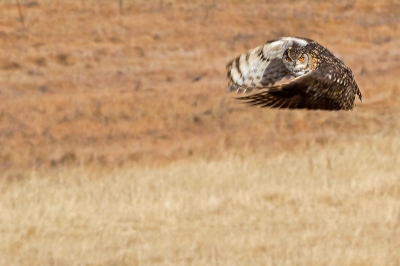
[226,37,362,111]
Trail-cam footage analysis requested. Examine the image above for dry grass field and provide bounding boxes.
[0,0,400,265]
[1,138,400,265]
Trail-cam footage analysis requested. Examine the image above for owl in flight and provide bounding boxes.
[226,37,362,111]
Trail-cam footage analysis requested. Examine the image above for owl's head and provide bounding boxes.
[283,48,310,77]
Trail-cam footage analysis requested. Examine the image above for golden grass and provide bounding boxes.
[1,134,400,266]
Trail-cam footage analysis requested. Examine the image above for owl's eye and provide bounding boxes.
[285,57,291,62]
[298,56,305,61]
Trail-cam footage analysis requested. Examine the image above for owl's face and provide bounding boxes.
[283,48,310,77]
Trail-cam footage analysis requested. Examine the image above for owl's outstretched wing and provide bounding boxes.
[235,68,361,111]
[227,37,312,93]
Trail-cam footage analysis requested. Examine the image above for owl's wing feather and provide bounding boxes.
[236,69,348,111]
[227,37,312,93]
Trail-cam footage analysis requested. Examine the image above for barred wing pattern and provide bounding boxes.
[236,70,343,110]
[226,37,311,93]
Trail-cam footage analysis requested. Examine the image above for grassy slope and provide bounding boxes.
[1,134,400,265]
[0,0,399,170]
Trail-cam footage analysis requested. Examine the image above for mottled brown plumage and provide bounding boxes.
[226,37,362,111]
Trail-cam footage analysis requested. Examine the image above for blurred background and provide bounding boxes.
[0,0,399,173]
[1,1,400,265]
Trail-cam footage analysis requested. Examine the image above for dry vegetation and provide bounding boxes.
[1,137,400,265]
[0,0,400,265]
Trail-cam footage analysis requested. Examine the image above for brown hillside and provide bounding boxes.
[0,0,399,171]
